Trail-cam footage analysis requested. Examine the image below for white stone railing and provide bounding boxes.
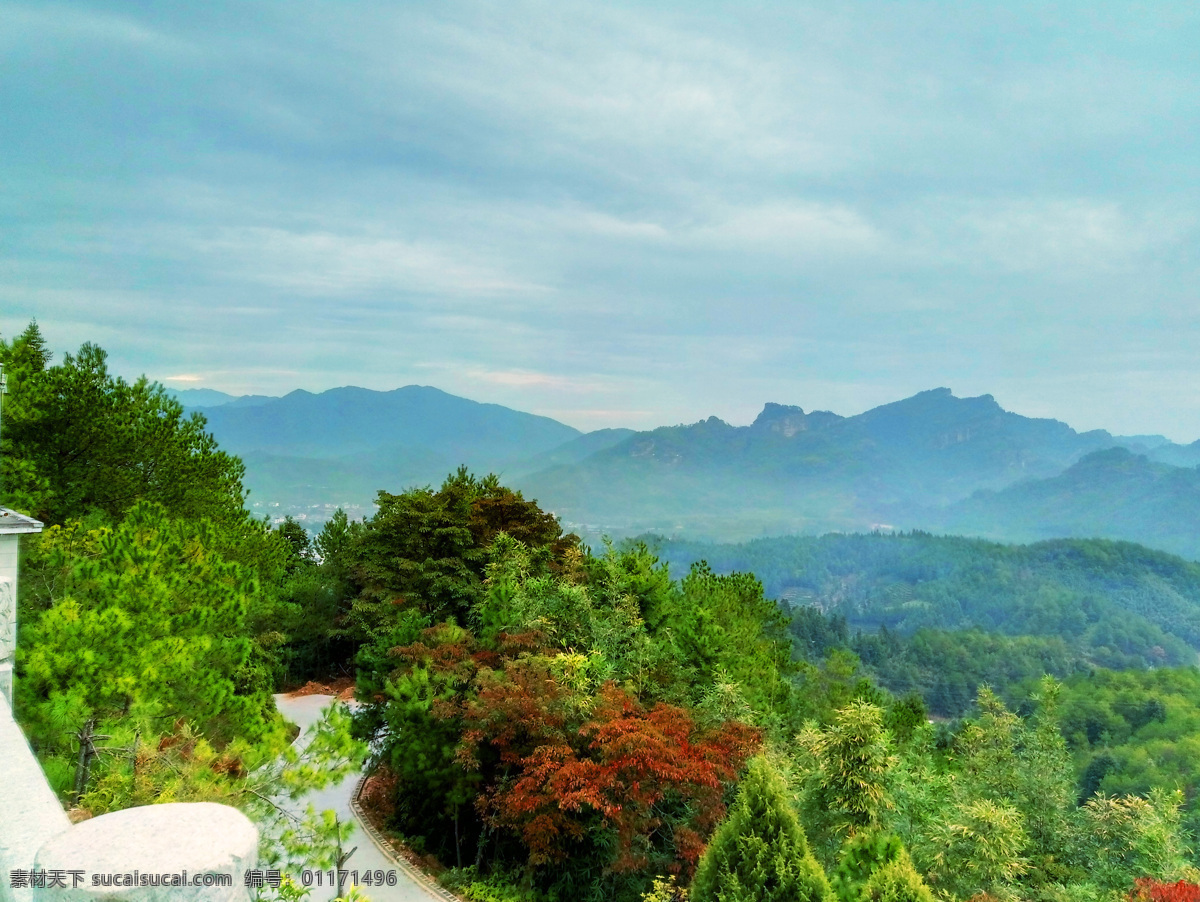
[0,663,260,902]
[0,699,72,902]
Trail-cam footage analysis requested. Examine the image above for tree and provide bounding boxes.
[348,468,576,637]
[802,701,896,836]
[0,321,55,512]
[926,798,1028,901]
[1081,789,1192,891]
[1,331,247,527]
[859,851,934,902]
[275,516,312,573]
[670,564,797,723]
[829,831,904,902]
[690,755,832,902]
[314,508,360,579]
[17,503,284,780]
[462,662,759,880]
[944,683,1078,888]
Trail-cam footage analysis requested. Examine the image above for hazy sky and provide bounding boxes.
[2,2,1199,438]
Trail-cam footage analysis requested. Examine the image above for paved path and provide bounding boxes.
[273,694,451,902]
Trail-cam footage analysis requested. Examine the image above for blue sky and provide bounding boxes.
[2,1,1198,437]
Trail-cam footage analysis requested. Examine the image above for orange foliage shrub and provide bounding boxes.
[1130,879,1200,902]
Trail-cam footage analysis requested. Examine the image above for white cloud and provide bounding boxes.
[695,201,881,255]
[186,227,552,300]
[955,199,1194,274]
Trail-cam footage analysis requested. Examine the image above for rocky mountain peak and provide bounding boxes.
[752,403,809,437]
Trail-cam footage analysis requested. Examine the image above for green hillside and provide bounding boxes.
[653,532,1200,698]
[938,447,1200,560]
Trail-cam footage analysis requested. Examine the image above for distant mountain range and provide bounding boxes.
[168,388,278,409]
[517,388,1199,545]
[191,385,580,459]
[174,383,1200,559]
[170,385,623,521]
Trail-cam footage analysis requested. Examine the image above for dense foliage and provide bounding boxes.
[659,531,1200,714]
[18,505,284,771]
[339,476,1200,901]
[1,324,365,887]
[346,482,795,901]
[9,322,1200,902]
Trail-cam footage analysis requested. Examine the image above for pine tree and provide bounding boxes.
[19,503,282,761]
[691,756,831,902]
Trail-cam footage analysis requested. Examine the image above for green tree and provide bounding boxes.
[314,508,361,581]
[0,321,55,511]
[829,831,904,902]
[948,683,1079,887]
[670,564,797,725]
[275,516,312,574]
[1,330,246,527]
[348,468,573,637]
[1080,789,1192,891]
[926,798,1028,901]
[691,756,831,902]
[17,503,283,779]
[859,851,935,902]
[802,701,896,837]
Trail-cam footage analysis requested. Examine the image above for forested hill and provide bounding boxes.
[936,446,1200,560]
[517,388,1191,541]
[651,531,1200,670]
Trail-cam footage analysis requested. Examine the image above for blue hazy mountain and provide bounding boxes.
[186,386,585,516]
[169,388,278,409]
[516,388,1138,539]
[936,446,1200,559]
[197,385,581,459]
[187,384,1199,556]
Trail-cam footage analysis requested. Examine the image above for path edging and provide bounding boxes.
[349,773,461,902]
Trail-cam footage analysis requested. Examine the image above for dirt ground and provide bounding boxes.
[284,676,357,701]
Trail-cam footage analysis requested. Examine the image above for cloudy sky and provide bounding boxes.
[2,2,1198,438]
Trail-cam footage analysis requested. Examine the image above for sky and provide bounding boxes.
[2,2,1199,439]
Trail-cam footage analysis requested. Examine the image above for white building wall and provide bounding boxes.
[1,533,20,706]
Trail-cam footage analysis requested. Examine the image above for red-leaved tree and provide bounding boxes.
[457,658,760,876]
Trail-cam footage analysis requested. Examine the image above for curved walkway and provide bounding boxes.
[273,693,454,902]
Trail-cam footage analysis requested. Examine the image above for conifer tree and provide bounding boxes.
[18,503,281,762]
[691,756,831,902]
[859,851,935,902]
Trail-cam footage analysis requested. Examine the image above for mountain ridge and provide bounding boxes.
[177,382,1200,557]
[197,384,582,459]
[514,388,1135,538]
